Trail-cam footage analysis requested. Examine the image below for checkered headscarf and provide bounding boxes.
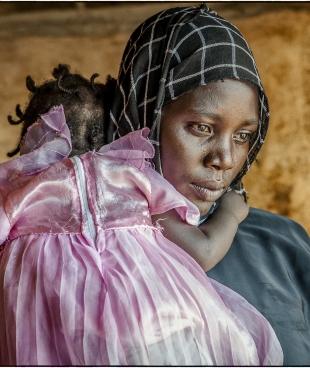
[108,5,269,184]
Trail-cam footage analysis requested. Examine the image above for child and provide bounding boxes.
[0,65,282,365]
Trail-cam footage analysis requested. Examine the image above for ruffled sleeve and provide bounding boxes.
[98,127,200,225]
[145,167,200,226]
[1,105,72,178]
[0,105,71,243]
[98,127,154,170]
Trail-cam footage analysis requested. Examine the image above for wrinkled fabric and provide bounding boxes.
[208,208,310,365]
[0,107,283,365]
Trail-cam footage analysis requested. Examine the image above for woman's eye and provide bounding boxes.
[189,123,213,136]
[233,131,253,144]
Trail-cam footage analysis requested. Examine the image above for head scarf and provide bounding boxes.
[108,5,269,185]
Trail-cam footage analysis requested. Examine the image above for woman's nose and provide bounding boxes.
[203,139,234,171]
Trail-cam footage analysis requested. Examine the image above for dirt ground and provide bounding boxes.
[0,2,309,232]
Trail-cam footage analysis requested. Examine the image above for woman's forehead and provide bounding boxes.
[168,80,258,109]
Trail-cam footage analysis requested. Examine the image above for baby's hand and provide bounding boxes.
[218,190,249,224]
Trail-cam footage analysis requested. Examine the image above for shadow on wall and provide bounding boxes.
[0,2,309,232]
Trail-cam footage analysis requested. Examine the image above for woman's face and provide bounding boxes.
[160,79,259,216]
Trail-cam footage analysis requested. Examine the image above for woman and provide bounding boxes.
[107,4,310,364]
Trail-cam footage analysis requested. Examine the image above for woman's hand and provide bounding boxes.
[218,190,249,224]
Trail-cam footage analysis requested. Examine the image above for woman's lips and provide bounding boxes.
[190,182,225,202]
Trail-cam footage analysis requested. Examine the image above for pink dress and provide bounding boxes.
[0,106,283,365]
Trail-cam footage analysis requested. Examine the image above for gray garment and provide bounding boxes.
[208,207,310,365]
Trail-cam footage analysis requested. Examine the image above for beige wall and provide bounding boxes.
[0,3,309,232]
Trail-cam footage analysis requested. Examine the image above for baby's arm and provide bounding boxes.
[151,191,248,271]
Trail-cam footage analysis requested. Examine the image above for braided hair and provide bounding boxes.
[7,64,116,157]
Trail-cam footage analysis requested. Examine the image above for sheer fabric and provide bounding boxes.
[0,107,282,365]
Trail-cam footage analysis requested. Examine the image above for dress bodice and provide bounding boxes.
[77,152,153,230]
[0,106,199,243]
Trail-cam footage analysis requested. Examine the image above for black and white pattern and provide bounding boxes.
[109,5,269,183]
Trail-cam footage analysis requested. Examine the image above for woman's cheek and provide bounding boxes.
[236,144,250,169]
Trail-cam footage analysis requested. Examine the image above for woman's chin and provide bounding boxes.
[178,186,215,217]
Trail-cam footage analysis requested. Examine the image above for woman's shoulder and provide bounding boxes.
[209,207,309,365]
[246,207,309,242]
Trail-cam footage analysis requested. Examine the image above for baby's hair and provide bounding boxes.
[7,64,116,157]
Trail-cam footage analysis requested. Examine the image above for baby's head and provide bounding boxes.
[8,64,116,157]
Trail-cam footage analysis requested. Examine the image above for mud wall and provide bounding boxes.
[0,3,309,232]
